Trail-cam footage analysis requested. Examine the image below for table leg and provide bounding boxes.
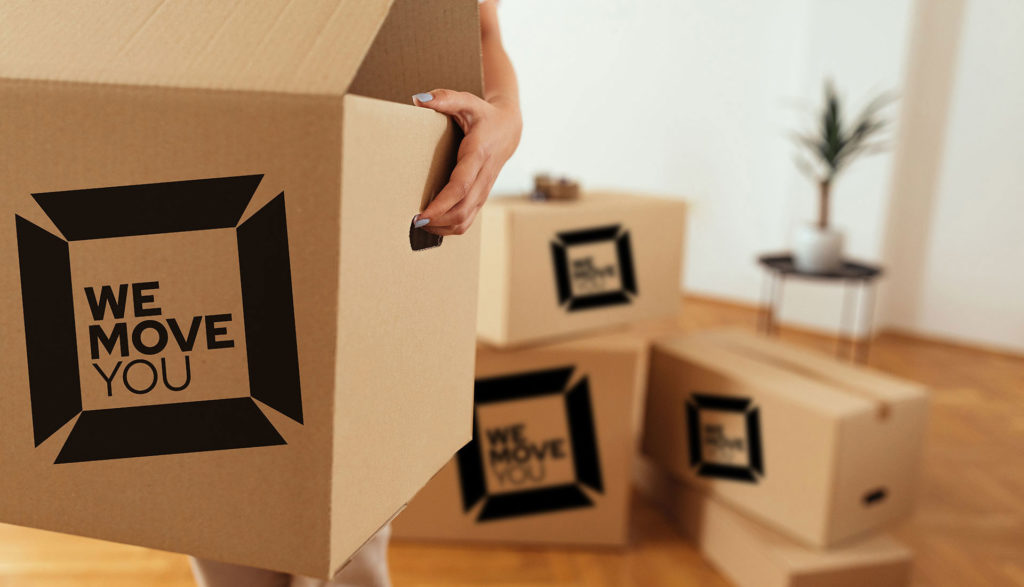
[768,273,784,336]
[856,281,877,364]
[758,270,772,334]
[838,279,856,360]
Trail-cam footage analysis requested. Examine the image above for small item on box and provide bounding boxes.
[532,173,554,200]
[532,173,580,201]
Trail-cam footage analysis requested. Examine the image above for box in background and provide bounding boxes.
[477,191,687,348]
[642,329,929,548]
[0,0,482,578]
[393,333,649,546]
[635,457,913,587]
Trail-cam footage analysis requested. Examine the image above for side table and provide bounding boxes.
[757,254,883,363]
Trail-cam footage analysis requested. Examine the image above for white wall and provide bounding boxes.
[496,0,807,302]
[493,0,1023,352]
[882,0,1024,353]
[776,0,913,336]
[494,0,913,335]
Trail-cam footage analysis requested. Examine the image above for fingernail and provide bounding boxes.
[413,92,434,103]
[413,215,431,228]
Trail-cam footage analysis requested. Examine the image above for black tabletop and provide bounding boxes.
[758,254,882,280]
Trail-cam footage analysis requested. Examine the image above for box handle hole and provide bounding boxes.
[863,487,888,506]
[409,221,442,251]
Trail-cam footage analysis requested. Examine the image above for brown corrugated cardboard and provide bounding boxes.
[392,333,648,546]
[476,191,687,348]
[635,458,913,587]
[0,0,482,579]
[0,0,480,99]
[642,329,929,548]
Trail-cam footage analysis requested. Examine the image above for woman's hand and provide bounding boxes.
[411,0,520,236]
[411,91,522,236]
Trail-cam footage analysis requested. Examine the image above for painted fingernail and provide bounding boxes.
[413,215,431,228]
[413,92,434,103]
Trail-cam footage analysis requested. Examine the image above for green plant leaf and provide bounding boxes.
[793,80,896,184]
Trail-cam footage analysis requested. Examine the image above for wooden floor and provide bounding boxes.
[1,297,1022,586]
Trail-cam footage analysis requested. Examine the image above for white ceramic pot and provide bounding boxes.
[793,224,843,274]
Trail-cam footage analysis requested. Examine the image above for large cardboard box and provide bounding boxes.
[635,458,913,587]
[393,333,648,546]
[0,0,483,578]
[477,192,687,348]
[642,330,929,548]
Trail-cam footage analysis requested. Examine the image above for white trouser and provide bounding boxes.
[190,524,391,587]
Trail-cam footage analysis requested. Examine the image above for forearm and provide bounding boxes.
[410,1,521,235]
[480,2,519,109]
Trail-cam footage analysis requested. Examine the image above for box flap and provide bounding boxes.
[653,335,868,417]
[350,0,483,102]
[0,0,398,95]
[705,329,928,416]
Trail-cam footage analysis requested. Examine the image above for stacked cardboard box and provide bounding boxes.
[638,329,929,586]
[0,0,484,579]
[394,191,688,545]
[635,457,914,587]
[476,191,688,348]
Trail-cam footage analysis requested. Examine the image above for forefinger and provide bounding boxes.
[416,148,486,227]
[422,156,501,235]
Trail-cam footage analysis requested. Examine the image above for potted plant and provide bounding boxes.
[792,81,892,273]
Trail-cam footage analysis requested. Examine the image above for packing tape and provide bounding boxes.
[710,337,891,420]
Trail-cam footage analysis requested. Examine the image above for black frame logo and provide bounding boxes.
[686,393,764,483]
[15,175,302,464]
[550,224,637,311]
[456,366,603,522]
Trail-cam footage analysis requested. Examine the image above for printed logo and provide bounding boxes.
[686,393,764,483]
[456,366,603,522]
[15,175,302,463]
[550,224,637,311]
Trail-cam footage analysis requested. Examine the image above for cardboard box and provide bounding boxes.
[393,333,649,546]
[635,458,913,587]
[477,191,687,348]
[0,0,483,578]
[642,330,929,548]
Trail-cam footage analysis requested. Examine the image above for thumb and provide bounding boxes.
[412,89,484,131]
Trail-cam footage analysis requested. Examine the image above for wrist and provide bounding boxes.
[489,94,520,117]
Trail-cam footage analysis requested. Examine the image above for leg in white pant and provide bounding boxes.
[190,523,392,587]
